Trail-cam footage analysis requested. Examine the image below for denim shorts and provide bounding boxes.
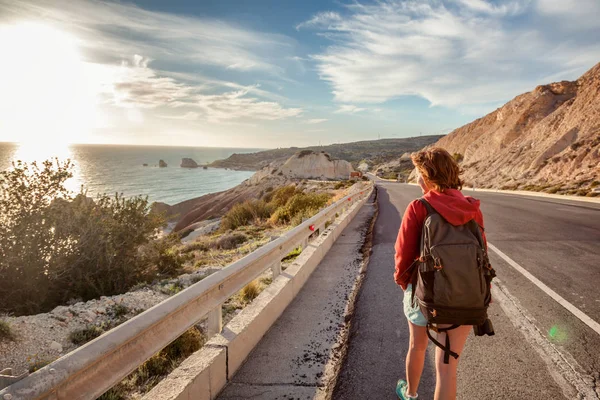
[403,284,428,327]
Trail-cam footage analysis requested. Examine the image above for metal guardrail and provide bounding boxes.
[1,183,372,400]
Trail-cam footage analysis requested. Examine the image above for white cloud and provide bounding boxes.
[306,118,328,124]
[0,0,304,125]
[296,11,342,30]
[192,89,302,122]
[334,105,366,114]
[302,0,600,113]
[454,0,527,15]
[159,112,199,121]
[0,0,293,74]
[536,0,600,29]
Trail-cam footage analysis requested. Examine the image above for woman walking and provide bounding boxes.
[394,147,488,400]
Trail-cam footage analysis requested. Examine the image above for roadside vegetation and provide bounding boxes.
[0,159,186,316]
[98,327,206,400]
[0,320,15,341]
[0,160,358,400]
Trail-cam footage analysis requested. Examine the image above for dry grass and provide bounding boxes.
[98,327,206,400]
[69,325,105,345]
[240,281,261,304]
[0,320,15,341]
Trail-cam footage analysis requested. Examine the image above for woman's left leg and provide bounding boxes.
[406,321,429,396]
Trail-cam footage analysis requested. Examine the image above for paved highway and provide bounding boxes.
[334,181,600,400]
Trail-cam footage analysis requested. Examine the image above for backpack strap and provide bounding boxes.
[418,198,436,215]
[427,324,460,364]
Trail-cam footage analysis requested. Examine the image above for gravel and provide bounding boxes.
[0,269,219,376]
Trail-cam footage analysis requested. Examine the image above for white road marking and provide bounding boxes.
[492,279,599,399]
[488,242,600,336]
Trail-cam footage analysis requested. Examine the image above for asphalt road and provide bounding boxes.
[333,181,600,400]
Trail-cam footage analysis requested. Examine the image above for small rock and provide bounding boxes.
[49,341,63,352]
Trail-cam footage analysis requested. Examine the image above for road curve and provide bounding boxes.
[333,181,600,400]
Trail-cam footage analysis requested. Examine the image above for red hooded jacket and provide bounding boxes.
[394,189,487,290]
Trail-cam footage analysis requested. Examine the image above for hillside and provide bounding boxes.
[160,150,358,232]
[209,136,442,171]
[434,62,600,195]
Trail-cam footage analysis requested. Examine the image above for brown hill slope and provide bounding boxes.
[436,62,600,195]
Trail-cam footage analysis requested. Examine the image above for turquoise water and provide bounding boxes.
[0,143,260,204]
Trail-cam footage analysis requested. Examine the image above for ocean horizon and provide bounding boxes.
[0,142,264,205]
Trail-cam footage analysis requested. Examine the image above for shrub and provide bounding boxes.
[297,150,314,158]
[28,356,57,373]
[0,159,176,316]
[269,192,331,225]
[69,325,105,345]
[108,303,130,319]
[0,320,15,341]
[182,241,209,253]
[545,185,562,194]
[143,234,187,276]
[240,281,260,303]
[221,200,273,230]
[98,327,205,399]
[282,247,302,262]
[267,185,298,207]
[159,281,184,296]
[212,233,248,250]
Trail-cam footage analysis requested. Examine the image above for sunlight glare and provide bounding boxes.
[0,22,101,145]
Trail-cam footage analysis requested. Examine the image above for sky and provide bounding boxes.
[0,0,599,149]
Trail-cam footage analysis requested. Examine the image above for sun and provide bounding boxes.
[0,22,100,146]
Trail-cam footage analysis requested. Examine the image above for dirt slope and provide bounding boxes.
[435,62,600,194]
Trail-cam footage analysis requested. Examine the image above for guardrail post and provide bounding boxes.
[302,237,309,249]
[272,260,282,279]
[207,307,223,337]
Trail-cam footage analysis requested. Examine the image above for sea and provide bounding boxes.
[0,143,262,205]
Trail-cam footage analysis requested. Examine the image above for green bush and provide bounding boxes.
[282,247,302,262]
[69,325,105,345]
[108,303,130,319]
[143,234,187,276]
[0,320,15,341]
[0,159,183,316]
[221,200,273,231]
[266,185,298,207]
[269,192,331,225]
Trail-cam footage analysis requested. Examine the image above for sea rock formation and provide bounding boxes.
[181,158,199,168]
[432,62,600,193]
[159,160,167,168]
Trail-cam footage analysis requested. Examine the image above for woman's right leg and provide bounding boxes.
[434,325,471,400]
[406,321,429,396]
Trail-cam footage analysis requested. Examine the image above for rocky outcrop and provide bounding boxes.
[180,158,199,168]
[433,62,600,193]
[279,151,354,180]
[159,160,167,168]
[209,136,442,171]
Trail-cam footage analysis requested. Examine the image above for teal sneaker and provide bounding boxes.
[396,379,418,399]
